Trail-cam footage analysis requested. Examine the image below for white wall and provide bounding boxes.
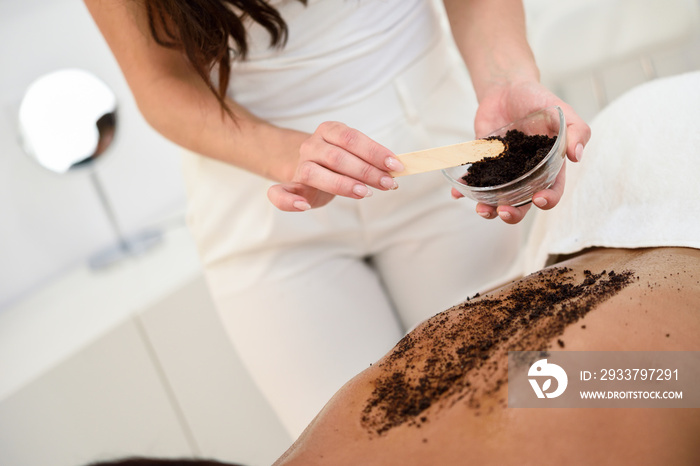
[525,0,700,122]
[2,0,699,313]
[0,0,187,311]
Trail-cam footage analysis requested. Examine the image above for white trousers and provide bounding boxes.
[182,37,525,438]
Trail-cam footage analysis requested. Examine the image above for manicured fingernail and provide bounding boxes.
[385,156,404,172]
[478,211,492,219]
[534,197,547,208]
[498,211,512,221]
[293,200,311,211]
[575,143,584,162]
[380,176,398,190]
[353,184,373,198]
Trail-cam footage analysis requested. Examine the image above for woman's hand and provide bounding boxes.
[453,79,591,224]
[442,0,591,224]
[268,121,405,211]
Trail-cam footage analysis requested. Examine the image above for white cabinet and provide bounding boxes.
[0,318,191,466]
[0,227,291,466]
[139,275,292,463]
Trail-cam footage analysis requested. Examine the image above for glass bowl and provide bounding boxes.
[442,106,566,207]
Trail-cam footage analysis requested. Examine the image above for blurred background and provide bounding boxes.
[0,1,698,465]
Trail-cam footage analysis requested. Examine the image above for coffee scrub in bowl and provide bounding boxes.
[442,106,566,207]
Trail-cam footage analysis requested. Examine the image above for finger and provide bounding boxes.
[267,183,337,211]
[315,121,403,173]
[532,164,566,210]
[496,203,532,224]
[475,165,564,221]
[267,183,313,212]
[451,188,465,199]
[295,160,374,199]
[561,105,591,163]
[303,136,399,191]
[475,203,497,220]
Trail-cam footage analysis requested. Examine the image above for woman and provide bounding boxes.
[83,0,589,436]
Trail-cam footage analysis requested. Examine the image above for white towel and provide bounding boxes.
[523,71,700,272]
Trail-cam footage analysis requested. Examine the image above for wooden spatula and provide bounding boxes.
[391,139,505,177]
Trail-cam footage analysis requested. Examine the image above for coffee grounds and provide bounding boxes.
[463,129,557,187]
[361,267,635,435]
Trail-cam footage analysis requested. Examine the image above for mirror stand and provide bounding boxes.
[87,168,163,269]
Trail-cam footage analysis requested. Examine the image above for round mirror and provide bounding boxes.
[16,69,161,269]
[19,69,117,173]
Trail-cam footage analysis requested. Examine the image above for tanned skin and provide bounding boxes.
[275,247,700,466]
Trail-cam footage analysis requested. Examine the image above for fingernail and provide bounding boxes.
[353,184,373,198]
[575,143,584,162]
[293,200,311,211]
[380,176,398,190]
[385,156,405,172]
[498,211,512,221]
[534,197,547,208]
[478,211,492,219]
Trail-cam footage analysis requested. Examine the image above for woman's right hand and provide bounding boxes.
[83,0,404,214]
[267,121,405,211]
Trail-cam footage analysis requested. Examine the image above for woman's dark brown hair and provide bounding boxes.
[86,457,246,466]
[143,0,306,117]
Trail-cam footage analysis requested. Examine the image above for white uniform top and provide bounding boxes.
[228,0,441,123]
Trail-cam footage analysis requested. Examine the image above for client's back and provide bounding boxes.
[275,72,700,465]
[276,247,700,465]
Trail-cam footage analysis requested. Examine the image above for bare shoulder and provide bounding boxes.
[555,247,700,351]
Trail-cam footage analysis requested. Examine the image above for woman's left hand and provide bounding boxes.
[454,79,591,224]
